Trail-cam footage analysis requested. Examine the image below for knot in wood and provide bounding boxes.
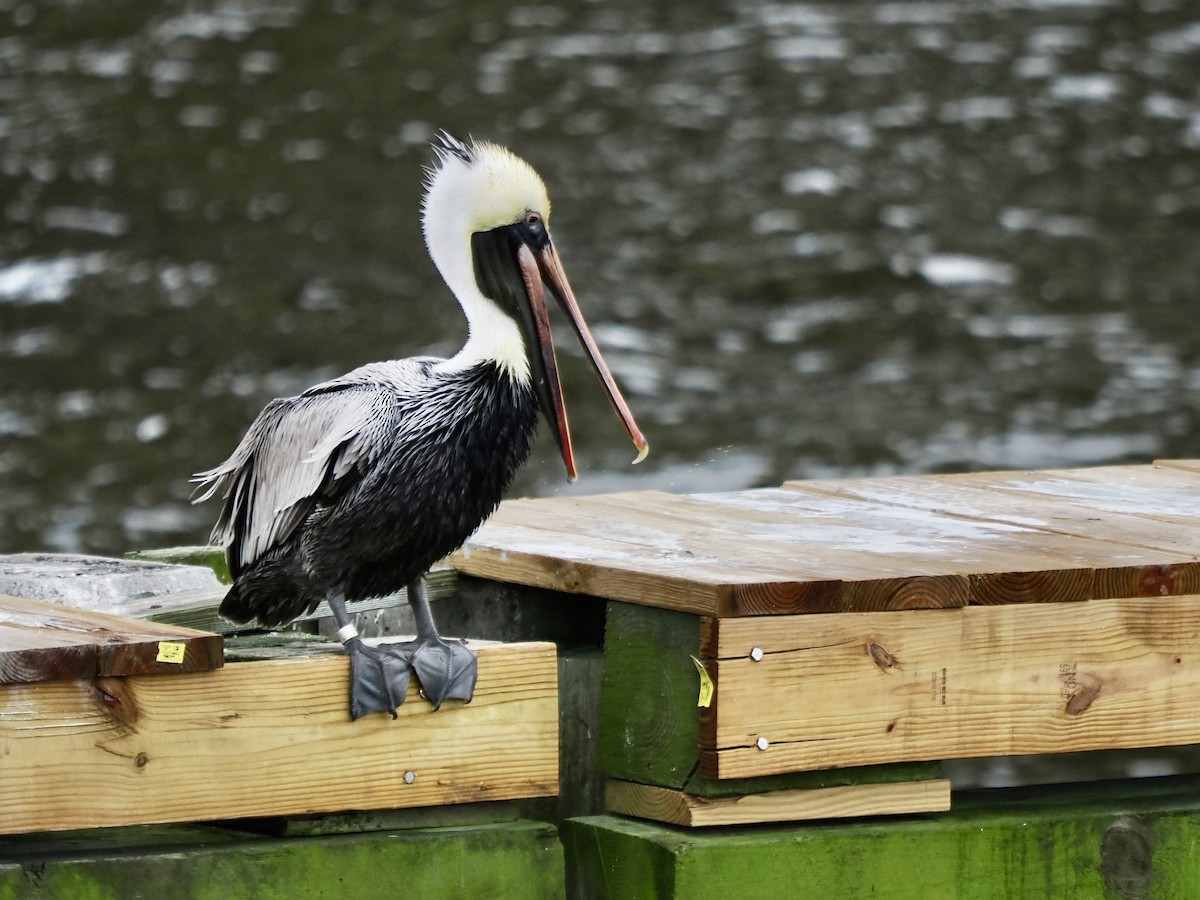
[92,676,139,726]
[1065,681,1101,716]
[867,641,898,671]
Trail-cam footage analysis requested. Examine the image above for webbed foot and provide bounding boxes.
[344,636,412,721]
[410,635,478,710]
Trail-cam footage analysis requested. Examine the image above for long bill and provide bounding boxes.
[515,242,649,481]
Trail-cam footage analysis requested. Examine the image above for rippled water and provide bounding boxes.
[2,0,1199,556]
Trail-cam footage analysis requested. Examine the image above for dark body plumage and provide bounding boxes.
[197,359,538,628]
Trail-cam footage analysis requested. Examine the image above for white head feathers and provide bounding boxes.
[423,133,551,250]
[423,133,551,379]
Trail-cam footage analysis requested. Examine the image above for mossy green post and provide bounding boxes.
[565,776,1200,899]
[0,821,565,900]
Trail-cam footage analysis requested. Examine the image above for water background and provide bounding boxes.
[2,0,1199,556]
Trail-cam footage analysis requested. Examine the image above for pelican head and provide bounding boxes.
[422,132,647,480]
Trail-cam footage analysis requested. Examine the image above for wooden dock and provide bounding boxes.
[7,460,1200,898]
[450,460,1200,897]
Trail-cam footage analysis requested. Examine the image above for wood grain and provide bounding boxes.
[604,778,951,826]
[455,463,1200,616]
[0,593,223,685]
[698,594,1200,779]
[0,640,558,834]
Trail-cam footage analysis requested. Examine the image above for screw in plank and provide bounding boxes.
[404,771,416,784]
[755,736,769,751]
[750,647,764,662]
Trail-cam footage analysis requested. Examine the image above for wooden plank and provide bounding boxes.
[0,640,558,834]
[599,602,703,789]
[453,501,979,619]
[699,595,1200,779]
[604,778,950,827]
[938,464,1200,528]
[565,776,1200,899]
[1155,458,1200,475]
[599,601,940,794]
[531,492,972,613]
[676,489,1111,607]
[0,594,223,685]
[459,463,1200,615]
[454,518,743,616]
[112,566,459,636]
[784,465,1200,600]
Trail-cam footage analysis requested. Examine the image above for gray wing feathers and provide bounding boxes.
[192,387,397,571]
[192,359,431,571]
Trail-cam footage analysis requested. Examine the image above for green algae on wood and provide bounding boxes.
[126,546,232,583]
[565,775,1200,899]
[0,820,565,900]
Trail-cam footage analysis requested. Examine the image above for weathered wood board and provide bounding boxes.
[604,778,950,827]
[1155,458,1200,475]
[453,462,1200,616]
[699,594,1200,779]
[0,593,223,685]
[597,600,944,818]
[105,565,458,636]
[0,641,558,834]
[785,463,1200,599]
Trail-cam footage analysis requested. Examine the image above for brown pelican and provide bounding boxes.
[192,133,647,719]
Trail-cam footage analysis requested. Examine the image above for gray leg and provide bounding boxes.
[330,592,411,720]
[405,575,478,709]
[408,576,440,639]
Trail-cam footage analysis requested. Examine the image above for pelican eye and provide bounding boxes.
[521,211,548,245]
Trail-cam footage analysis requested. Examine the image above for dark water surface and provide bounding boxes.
[2,0,1199,556]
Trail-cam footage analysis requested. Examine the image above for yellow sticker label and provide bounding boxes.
[690,656,714,709]
[156,641,186,664]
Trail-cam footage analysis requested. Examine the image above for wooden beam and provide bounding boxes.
[0,641,558,834]
[0,821,567,899]
[0,593,222,685]
[599,601,940,794]
[604,778,950,827]
[699,595,1200,779]
[566,777,1200,899]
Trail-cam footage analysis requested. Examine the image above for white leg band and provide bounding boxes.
[337,623,359,643]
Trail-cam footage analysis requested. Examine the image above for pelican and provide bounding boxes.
[192,133,647,719]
